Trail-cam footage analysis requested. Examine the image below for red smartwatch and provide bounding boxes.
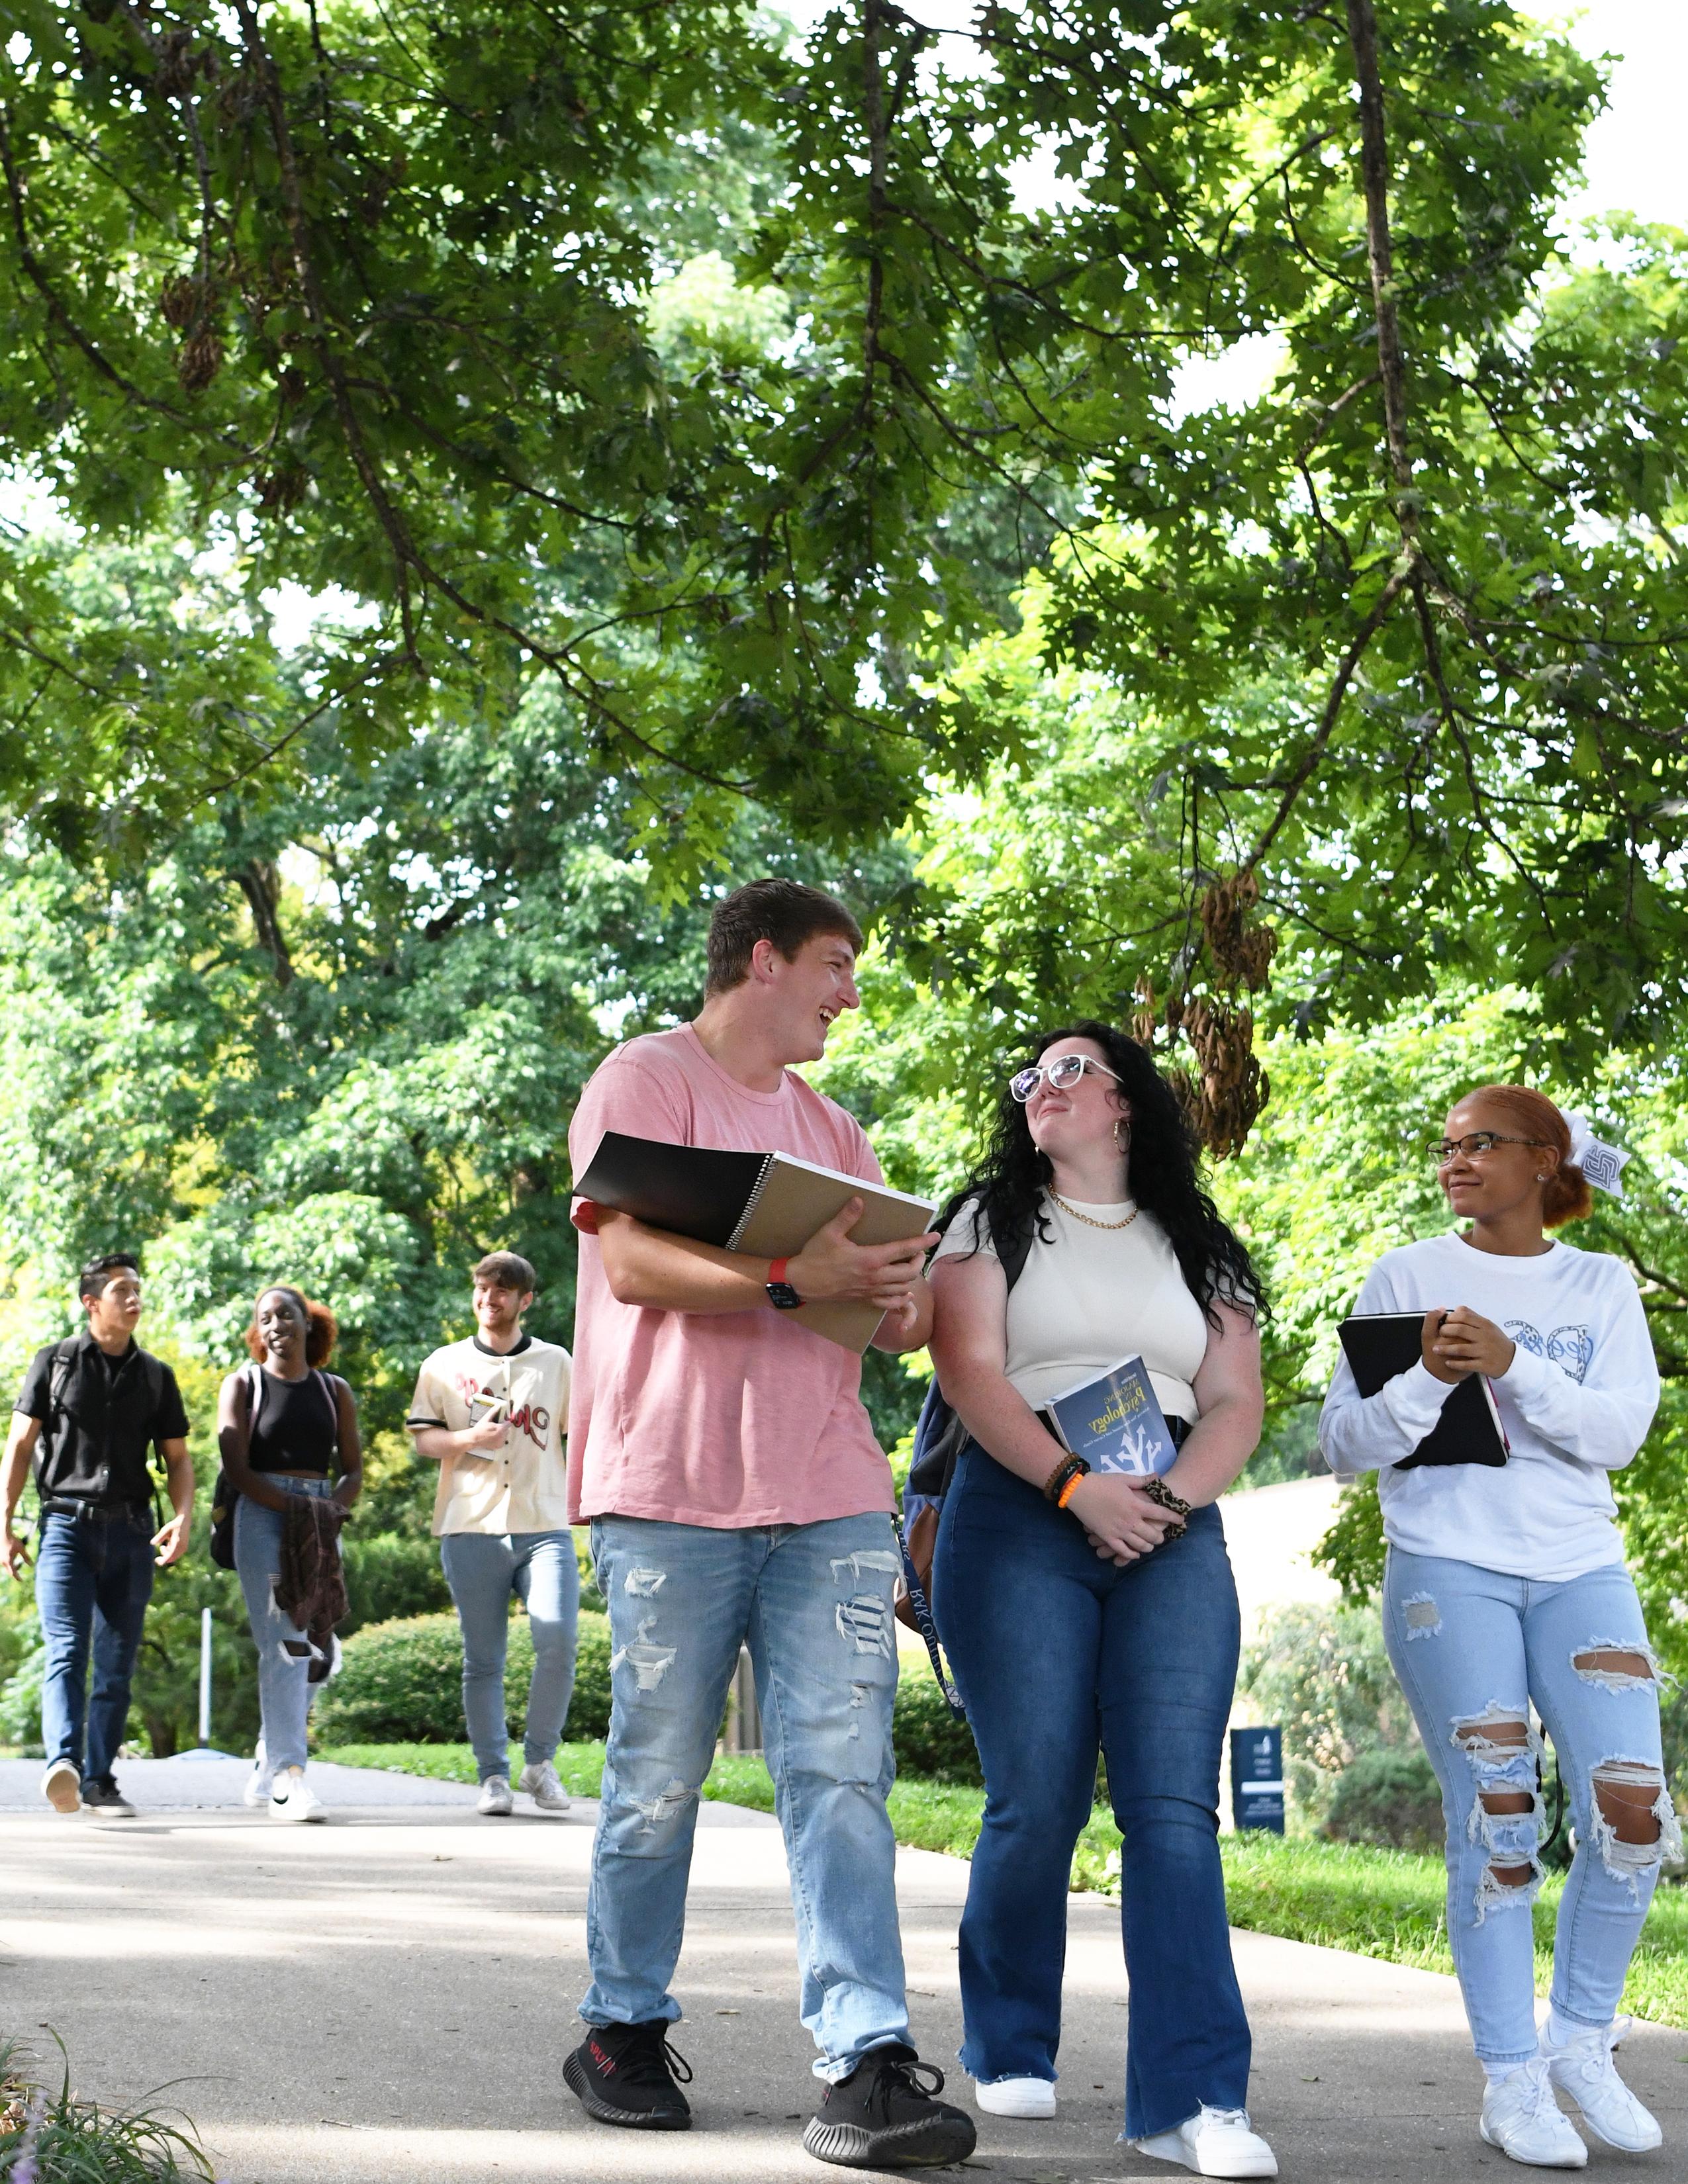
[766,1256,803,1310]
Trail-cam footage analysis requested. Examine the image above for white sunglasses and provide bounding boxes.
[1008,1054,1123,1104]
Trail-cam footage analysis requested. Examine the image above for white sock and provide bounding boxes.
[1546,2008,1597,2048]
[1483,2058,1529,2083]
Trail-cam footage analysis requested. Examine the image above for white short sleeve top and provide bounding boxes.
[931,1193,1211,1422]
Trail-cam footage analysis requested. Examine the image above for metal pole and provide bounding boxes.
[198,1606,212,1747]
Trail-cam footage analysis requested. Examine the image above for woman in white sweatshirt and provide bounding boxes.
[1320,1085,1675,2173]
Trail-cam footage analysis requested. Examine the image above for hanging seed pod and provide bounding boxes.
[256,462,309,512]
[159,274,201,330]
[1171,996,1268,1160]
[153,30,202,99]
[177,328,225,392]
[1131,973,1158,1049]
[1199,870,1279,993]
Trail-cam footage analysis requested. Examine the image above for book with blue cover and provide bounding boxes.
[1039,1355,1181,1477]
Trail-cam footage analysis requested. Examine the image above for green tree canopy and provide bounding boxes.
[6,0,1687,1105]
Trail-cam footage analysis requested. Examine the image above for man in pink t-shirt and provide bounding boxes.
[561,880,974,2171]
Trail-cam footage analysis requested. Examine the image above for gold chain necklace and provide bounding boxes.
[1048,1189,1139,1232]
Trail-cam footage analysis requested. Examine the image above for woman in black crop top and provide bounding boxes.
[217,1285,361,1823]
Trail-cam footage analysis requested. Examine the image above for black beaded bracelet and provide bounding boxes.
[1043,1452,1090,1505]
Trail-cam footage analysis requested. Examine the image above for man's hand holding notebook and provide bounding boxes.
[573,1131,939,1352]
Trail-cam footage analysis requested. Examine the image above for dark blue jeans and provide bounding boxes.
[933,1447,1250,2139]
[36,1507,155,1783]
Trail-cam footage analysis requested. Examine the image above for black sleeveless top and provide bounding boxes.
[248,1368,339,1476]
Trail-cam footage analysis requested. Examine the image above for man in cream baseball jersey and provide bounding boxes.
[406,1252,577,1816]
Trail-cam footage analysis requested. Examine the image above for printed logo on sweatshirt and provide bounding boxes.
[1503,1321,1593,1383]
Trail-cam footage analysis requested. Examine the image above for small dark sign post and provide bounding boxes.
[1230,1725,1285,1834]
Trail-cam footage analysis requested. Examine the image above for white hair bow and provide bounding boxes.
[1560,1109,1629,1198]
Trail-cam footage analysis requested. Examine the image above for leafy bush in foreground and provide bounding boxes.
[314,1610,612,1745]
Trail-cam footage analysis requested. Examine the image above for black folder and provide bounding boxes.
[572,1130,936,1353]
[1337,1312,1510,1470]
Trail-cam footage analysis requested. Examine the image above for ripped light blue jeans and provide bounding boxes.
[581,1514,909,2078]
[1383,1549,1681,2068]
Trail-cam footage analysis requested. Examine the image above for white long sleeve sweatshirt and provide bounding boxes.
[1317,1232,1659,1581]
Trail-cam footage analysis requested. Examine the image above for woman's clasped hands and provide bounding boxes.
[1421,1304,1516,1384]
[1065,1471,1183,1566]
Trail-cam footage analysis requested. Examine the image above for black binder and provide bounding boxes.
[1338,1312,1509,1469]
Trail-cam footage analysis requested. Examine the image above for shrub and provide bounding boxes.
[1238,1600,1421,1827]
[340,1532,453,1633]
[1323,1745,1446,1852]
[314,1610,611,1745]
[893,1663,982,1785]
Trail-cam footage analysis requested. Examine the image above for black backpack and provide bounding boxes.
[33,1338,168,1511]
[892,1199,1037,1721]
[904,1200,1035,1502]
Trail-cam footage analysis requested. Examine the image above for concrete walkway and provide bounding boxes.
[1,1778,1682,2183]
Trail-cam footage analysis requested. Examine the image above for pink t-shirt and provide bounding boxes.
[566,1024,895,1528]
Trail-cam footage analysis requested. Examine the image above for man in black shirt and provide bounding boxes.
[0,1253,192,1816]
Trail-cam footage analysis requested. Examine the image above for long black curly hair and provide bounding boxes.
[943,1019,1268,1326]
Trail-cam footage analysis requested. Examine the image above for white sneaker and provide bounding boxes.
[1481,2058,1588,2168]
[267,1768,326,1824]
[242,1739,274,1809]
[516,1760,571,1812]
[1540,2018,1662,2154]
[1131,2104,1278,2178]
[478,1774,514,1816]
[41,1759,81,1815]
[976,2077,1056,2118]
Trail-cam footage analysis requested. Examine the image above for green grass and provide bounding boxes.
[318,1743,1688,2030]
[1220,1833,1688,2032]
[1,2039,215,2180]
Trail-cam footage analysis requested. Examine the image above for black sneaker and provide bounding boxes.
[81,1778,136,1817]
[803,2044,976,2169]
[563,2020,692,2130]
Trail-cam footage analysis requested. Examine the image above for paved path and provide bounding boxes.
[1,1784,1682,2183]
[0,1756,771,1821]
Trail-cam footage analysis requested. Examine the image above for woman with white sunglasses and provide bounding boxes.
[928,1021,1274,2177]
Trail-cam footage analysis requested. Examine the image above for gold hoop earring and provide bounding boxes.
[1114,1118,1131,1152]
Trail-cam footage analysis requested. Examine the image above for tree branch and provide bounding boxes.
[1344,0,1415,526]
[1243,561,1412,869]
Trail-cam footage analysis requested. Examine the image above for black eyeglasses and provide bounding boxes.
[1427,1132,1546,1167]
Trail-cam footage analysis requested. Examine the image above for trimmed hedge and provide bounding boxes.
[314,1607,983,1783]
[340,1533,453,1634]
[314,1610,612,1746]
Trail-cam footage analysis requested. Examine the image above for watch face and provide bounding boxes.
[767,1281,803,1310]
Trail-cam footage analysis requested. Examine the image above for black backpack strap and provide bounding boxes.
[312,1369,341,1451]
[986,1202,1037,1294]
[244,1359,266,1439]
[46,1338,77,1420]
